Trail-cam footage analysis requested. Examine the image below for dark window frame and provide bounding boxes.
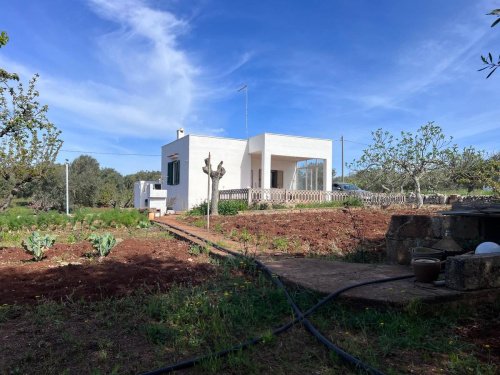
[167,160,180,185]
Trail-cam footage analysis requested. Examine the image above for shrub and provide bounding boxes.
[88,233,117,257]
[343,196,363,207]
[189,200,248,216]
[218,200,248,215]
[22,232,56,261]
[189,201,208,216]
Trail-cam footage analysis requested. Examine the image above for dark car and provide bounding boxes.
[332,183,371,196]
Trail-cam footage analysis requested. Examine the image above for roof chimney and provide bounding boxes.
[176,128,185,139]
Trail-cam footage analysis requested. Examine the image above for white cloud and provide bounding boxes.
[3,0,207,139]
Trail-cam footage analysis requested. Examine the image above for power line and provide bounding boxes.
[335,139,370,146]
[60,149,160,157]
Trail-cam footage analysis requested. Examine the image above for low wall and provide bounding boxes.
[385,214,500,265]
[220,188,498,207]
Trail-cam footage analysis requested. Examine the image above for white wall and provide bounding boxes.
[161,136,190,211]
[161,132,332,210]
[187,135,250,209]
[133,181,167,214]
[249,133,332,190]
[250,156,297,189]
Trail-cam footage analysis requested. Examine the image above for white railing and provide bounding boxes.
[219,188,407,206]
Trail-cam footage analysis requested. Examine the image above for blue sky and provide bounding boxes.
[1,0,499,175]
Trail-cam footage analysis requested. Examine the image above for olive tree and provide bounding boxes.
[352,122,456,208]
[202,157,226,216]
[0,74,62,210]
[479,9,500,78]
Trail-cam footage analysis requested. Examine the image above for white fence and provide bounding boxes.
[219,188,407,206]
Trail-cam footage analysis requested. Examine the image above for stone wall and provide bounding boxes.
[445,253,500,291]
[405,193,498,206]
[385,214,498,265]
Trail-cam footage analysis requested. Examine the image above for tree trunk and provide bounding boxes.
[211,175,220,215]
[0,184,22,211]
[202,159,226,216]
[413,177,423,208]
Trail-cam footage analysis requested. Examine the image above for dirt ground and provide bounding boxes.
[183,206,442,256]
[0,234,215,305]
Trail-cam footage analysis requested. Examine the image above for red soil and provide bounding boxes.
[193,207,441,255]
[0,237,215,305]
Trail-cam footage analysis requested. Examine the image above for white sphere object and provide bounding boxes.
[475,242,500,254]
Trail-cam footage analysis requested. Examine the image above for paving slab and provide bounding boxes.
[264,258,499,306]
[155,215,500,307]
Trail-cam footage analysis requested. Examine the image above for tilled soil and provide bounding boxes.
[0,237,215,304]
[189,207,441,256]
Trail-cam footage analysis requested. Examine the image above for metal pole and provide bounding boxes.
[341,136,344,183]
[238,84,248,137]
[65,160,69,215]
[206,152,211,231]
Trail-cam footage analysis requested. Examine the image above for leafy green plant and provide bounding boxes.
[272,236,289,252]
[136,219,150,229]
[22,231,56,261]
[88,233,117,257]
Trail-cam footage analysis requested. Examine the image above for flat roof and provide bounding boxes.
[162,132,332,147]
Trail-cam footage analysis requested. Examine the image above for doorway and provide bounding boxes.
[271,170,283,189]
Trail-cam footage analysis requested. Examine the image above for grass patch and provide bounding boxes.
[1,255,497,374]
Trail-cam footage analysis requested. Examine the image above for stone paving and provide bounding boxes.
[155,215,500,306]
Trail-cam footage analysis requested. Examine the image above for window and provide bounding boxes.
[154,183,161,190]
[167,160,180,185]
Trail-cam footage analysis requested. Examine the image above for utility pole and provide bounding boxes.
[65,160,70,215]
[341,136,344,183]
[238,84,248,137]
[206,152,211,231]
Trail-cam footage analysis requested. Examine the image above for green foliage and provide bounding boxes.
[351,122,457,207]
[479,9,500,78]
[0,207,147,231]
[70,156,101,208]
[188,201,208,216]
[272,236,289,251]
[449,147,489,193]
[188,244,209,256]
[0,74,63,210]
[22,231,55,261]
[189,200,248,216]
[88,232,117,257]
[218,200,248,215]
[0,31,8,48]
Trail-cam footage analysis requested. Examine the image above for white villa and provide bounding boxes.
[160,129,332,211]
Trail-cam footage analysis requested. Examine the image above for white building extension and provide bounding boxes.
[133,181,168,215]
[161,130,332,211]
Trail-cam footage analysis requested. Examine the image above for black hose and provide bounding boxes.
[143,221,414,375]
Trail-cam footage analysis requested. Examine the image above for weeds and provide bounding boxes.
[295,197,363,209]
[1,257,498,375]
[272,236,289,252]
[188,244,209,256]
